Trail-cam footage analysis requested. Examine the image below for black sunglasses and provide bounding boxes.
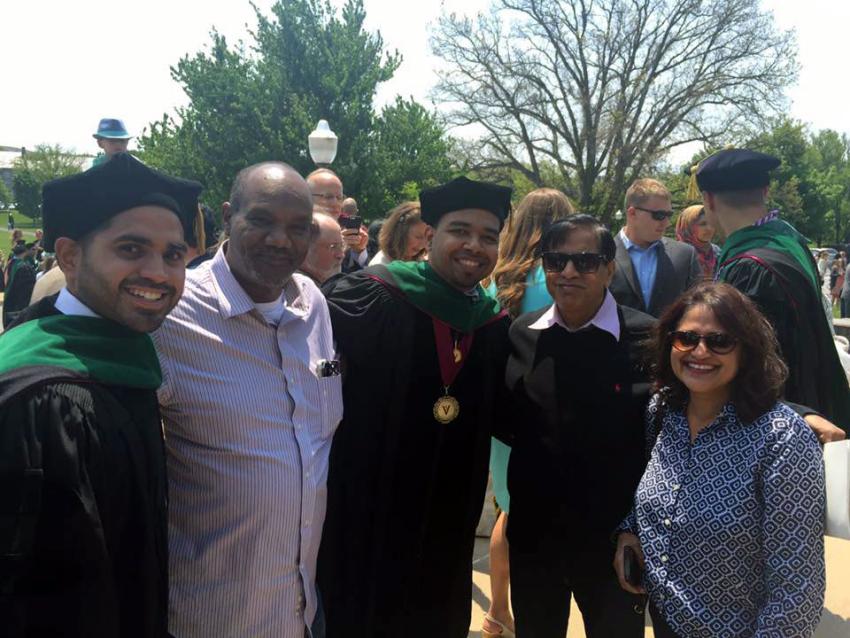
[670,330,738,355]
[635,206,674,221]
[541,251,609,274]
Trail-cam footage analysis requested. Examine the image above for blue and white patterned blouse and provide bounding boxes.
[619,395,825,638]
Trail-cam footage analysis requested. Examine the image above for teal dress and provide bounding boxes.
[489,265,552,513]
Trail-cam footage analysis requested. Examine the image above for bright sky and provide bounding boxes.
[2,0,847,157]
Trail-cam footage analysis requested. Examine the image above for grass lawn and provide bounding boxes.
[1,210,41,257]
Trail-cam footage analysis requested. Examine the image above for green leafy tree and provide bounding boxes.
[139,0,420,210]
[12,145,84,222]
[359,97,455,217]
[0,180,13,209]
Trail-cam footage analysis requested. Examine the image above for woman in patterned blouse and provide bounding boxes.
[614,281,826,638]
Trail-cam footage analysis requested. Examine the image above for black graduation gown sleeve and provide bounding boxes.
[722,255,850,432]
[0,381,168,638]
[3,264,36,325]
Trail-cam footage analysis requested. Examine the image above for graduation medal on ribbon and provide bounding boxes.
[434,392,461,424]
[432,319,473,425]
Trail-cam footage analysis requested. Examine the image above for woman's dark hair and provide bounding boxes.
[653,281,788,424]
[538,214,616,260]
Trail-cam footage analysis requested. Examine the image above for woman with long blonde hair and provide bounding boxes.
[483,187,574,638]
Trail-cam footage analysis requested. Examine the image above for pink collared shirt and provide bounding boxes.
[529,289,621,342]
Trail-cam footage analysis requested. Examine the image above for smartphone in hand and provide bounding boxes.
[623,545,643,588]
[340,215,363,230]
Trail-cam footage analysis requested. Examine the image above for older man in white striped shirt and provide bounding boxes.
[153,162,341,638]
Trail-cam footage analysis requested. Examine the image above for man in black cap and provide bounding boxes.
[0,152,202,636]
[2,243,37,328]
[317,176,512,637]
[697,148,850,437]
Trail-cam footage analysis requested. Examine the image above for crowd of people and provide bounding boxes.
[0,130,847,638]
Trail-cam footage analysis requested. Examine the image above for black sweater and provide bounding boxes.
[501,303,655,552]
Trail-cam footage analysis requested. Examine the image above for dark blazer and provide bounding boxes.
[609,234,701,317]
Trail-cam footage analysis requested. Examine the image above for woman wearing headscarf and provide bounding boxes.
[675,205,719,279]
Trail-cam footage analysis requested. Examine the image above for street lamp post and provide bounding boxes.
[308,119,338,167]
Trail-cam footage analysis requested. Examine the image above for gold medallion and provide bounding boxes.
[433,395,460,424]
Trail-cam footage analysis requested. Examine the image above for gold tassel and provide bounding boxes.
[193,204,206,254]
[685,164,701,202]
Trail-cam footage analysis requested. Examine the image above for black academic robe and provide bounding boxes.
[2,261,36,328]
[318,269,511,638]
[719,247,850,432]
[0,299,169,637]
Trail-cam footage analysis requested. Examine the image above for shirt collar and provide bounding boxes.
[619,228,660,252]
[209,242,310,321]
[753,209,780,227]
[529,289,621,341]
[55,287,101,318]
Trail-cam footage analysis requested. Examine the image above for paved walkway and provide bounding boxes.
[468,536,850,637]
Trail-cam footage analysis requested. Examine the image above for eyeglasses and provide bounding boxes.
[635,206,674,221]
[670,330,738,354]
[541,251,609,274]
[313,193,344,202]
[320,242,345,252]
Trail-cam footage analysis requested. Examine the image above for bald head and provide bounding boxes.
[302,212,345,284]
[307,168,344,219]
[222,162,314,302]
[229,162,312,216]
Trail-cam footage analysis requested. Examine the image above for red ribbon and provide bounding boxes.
[432,318,474,388]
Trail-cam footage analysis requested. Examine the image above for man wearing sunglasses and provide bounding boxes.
[610,178,701,317]
[501,215,655,637]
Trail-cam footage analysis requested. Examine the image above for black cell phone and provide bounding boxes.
[340,215,363,230]
[623,545,642,588]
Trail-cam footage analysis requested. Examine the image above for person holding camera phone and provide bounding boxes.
[615,282,825,638]
[306,169,370,273]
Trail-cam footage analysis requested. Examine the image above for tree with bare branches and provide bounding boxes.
[431,0,798,220]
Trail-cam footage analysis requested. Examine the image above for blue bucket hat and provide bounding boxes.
[93,118,132,140]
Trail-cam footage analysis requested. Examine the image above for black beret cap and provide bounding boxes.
[419,176,512,228]
[695,148,780,193]
[41,153,203,251]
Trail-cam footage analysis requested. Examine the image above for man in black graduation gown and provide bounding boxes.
[696,148,850,438]
[2,243,37,328]
[318,177,512,638]
[0,153,202,637]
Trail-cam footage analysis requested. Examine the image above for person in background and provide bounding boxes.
[699,148,849,438]
[615,282,825,638]
[675,204,719,279]
[841,258,850,318]
[500,215,654,637]
[2,243,37,328]
[832,251,847,307]
[481,187,574,638]
[153,162,340,638]
[609,178,701,317]
[369,201,430,265]
[817,251,829,279]
[318,176,512,638]
[299,212,345,285]
[0,152,201,636]
[7,211,13,230]
[307,170,368,273]
[185,205,221,268]
[341,197,359,218]
[36,254,55,280]
[367,219,384,258]
[91,118,133,167]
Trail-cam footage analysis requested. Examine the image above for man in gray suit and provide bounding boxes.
[609,178,701,317]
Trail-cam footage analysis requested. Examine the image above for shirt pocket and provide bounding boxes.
[316,374,343,439]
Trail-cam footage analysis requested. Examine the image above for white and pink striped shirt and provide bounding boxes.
[153,245,342,638]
